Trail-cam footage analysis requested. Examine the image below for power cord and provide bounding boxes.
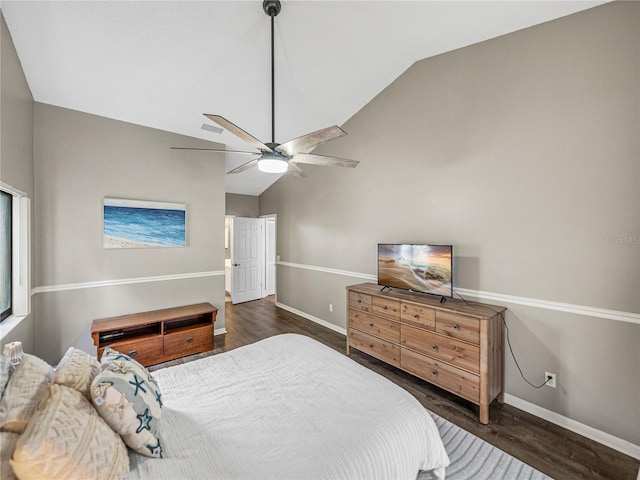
[452,288,552,389]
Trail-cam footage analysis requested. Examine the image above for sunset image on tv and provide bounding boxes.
[378,244,452,297]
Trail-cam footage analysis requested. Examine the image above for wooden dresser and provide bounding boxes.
[91,303,217,367]
[346,283,505,424]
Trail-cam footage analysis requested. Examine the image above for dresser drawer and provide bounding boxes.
[401,302,435,331]
[348,292,372,312]
[349,329,400,367]
[401,348,480,403]
[437,311,480,344]
[349,310,400,343]
[371,297,401,320]
[400,325,479,374]
[99,336,163,366]
[164,324,214,357]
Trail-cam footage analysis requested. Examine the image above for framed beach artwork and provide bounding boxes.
[103,198,186,249]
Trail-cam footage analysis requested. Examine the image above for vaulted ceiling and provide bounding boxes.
[1,1,606,195]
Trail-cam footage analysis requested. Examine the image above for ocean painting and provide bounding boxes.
[103,198,186,249]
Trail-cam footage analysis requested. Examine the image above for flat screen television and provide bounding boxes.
[377,243,453,298]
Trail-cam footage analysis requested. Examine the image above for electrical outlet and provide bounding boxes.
[329,304,333,312]
[545,372,556,388]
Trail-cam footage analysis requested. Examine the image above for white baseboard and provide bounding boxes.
[214,327,227,336]
[275,301,347,336]
[276,300,639,461]
[504,394,640,460]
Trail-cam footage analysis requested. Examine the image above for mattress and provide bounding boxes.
[126,333,449,479]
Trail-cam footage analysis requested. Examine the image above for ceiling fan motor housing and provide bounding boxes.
[263,0,281,17]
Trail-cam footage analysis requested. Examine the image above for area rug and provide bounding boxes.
[420,412,553,480]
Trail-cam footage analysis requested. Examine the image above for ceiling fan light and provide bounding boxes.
[258,157,288,173]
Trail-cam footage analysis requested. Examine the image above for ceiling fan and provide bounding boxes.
[172,0,359,178]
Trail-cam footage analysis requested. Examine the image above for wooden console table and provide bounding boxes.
[346,283,505,424]
[91,303,217,366]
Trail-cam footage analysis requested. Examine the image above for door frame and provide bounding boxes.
[259,214,277,300]
[226,214,277,303]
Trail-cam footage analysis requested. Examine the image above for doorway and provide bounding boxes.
[226,215,276,304]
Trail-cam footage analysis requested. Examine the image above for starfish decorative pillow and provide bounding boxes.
[91,347,162,458]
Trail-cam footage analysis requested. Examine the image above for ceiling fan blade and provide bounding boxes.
[275,125,346,156]
[286,162,307,179]
[228,159,259,174]
[290,153,359,168]
[170,147,258,155]
[204,114,273,153]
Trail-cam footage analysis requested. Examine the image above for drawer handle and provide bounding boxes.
[128,350,137,357]
[369,344,374,349]
[432,344,438,350]
[369,323,374,327]
[357,299,362,303]
[432,369,438,376]
[382,305,388,310]
[453,324,460,330]
[413,314,419,319]
[186,337,193,343]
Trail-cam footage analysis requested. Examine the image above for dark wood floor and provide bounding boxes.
[212,298,638,480]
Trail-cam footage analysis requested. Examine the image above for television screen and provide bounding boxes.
[378,244,453,298]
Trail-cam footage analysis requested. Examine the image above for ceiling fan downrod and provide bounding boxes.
[263,0,281,145]
[171,0,358,178]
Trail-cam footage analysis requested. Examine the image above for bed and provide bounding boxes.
[126,333,450,480]
[1,334,449,479]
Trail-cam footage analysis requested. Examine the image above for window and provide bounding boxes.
[1,190,12,321]
[0,185,29,327]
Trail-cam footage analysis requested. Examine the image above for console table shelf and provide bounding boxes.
[346,283,505,424]
[91,303,217,367]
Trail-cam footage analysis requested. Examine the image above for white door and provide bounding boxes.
[231,217,263,304]
[265,217,276,296]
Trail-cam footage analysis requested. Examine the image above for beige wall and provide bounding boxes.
[33,103,226,365]
[226,193,259,217]
[0,12,36,353]
[2,10,228,365]
[260,2,640,446]
[225,193,259,260]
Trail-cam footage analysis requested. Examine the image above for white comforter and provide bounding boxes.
[127,334,449,480]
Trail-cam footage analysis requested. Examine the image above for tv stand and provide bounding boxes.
[346,282,505,424]
[91,303,217,367]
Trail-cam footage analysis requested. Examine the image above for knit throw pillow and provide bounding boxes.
[0,355,15,399]
[0,354,53,433]
[54,347,100,399]
[11,384,129,480]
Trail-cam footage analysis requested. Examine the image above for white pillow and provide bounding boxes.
[11,384,129,480]
[54,347,100,399]
[0,353,53,433]
[91,347,162,457]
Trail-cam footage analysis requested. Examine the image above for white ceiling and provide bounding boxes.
[1,0,606,195]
